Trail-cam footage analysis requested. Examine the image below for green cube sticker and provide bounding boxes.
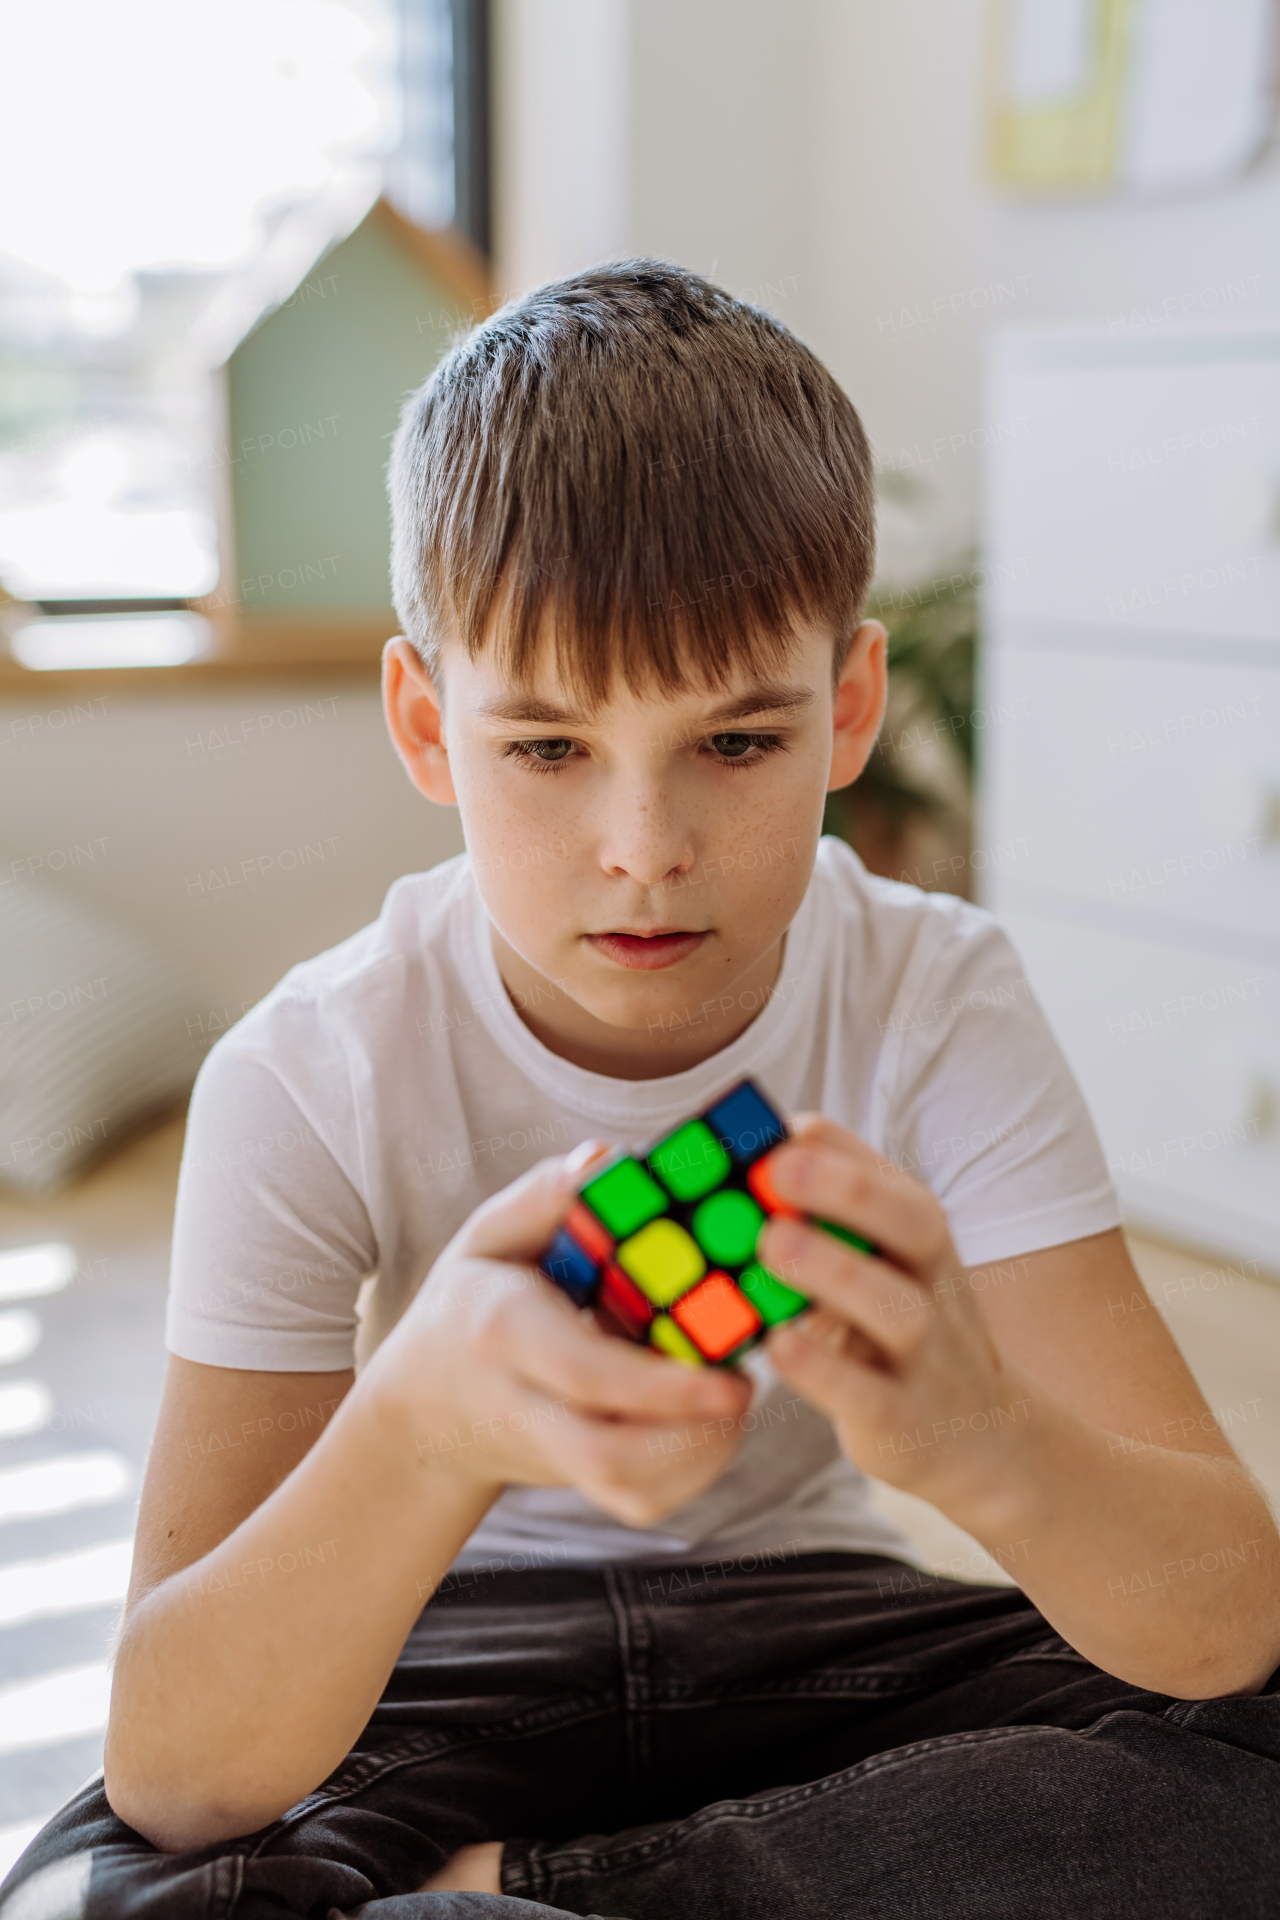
[818,1219,876,1255]
[738,1261,807,1326]
[691,1189,764,1267]
[617,1219,706,1304]
[582,1157,668,1238]
[648,1119,731,1202]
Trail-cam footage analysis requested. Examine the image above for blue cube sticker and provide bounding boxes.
[704,1081,785,1164]
[542,1228,598,1303]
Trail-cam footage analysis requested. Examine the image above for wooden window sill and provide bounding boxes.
[0,611,401,694]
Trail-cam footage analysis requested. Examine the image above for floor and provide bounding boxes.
[1,1115,1278,1873]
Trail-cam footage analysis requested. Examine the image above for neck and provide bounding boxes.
[489,927,786,1081]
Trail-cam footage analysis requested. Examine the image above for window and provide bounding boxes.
[0,0,488,666]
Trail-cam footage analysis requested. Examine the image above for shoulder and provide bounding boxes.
[811,835,1017,1003]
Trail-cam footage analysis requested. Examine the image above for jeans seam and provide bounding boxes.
[645,1637,1082,1707]
[211,1851,243,1920]
[246,1693,617,1855]
[522,1724,1049,1887]
[648,1669,1010,1701]
[604,1566,654,1825]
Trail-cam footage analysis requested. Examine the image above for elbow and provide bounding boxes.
[1152,1640,1280,1703]
[104,1741,283,1854]
[104,1772,232,1855]
[103,1783,188,1855]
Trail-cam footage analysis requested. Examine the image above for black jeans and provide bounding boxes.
[5,1552,1280,1920]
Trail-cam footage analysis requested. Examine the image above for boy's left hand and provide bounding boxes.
[760,1115,1034,1515]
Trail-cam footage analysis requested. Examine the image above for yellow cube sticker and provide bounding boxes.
[649,1314,705,1365]
[617,1219,706,1305]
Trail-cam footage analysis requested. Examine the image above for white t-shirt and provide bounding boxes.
[167,837,1120,1570]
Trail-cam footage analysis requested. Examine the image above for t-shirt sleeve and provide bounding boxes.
[165,1011,377,1372]
[883,916,1121,1269]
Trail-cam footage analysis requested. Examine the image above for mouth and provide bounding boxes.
[583,928,710,971]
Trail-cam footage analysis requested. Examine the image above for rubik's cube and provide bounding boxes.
[538,1078,874,1367]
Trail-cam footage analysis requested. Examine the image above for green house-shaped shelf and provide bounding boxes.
[214,199,492,657]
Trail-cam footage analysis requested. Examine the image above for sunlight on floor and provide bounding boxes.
[0,1452,132,1523]
[0,1662,112,1757]
[0,1116,176,1857]
[0,1538,133,1630]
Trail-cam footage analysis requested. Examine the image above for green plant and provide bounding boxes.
[824,559,978,863]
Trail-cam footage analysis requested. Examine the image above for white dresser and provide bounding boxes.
[978,326,1280,1271]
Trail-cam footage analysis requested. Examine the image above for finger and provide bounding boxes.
[776,1306,885,1372]
[785,1115,922,1205]
[490,1271,751,1422]
[761,1136,947,1275]
[549,1405,749,1526]
[560,1397,746,1483]
[787,1112,895,1166]
[459,1141,613,1262]
[767,1307,897,1415]
[758,1217,932,1363]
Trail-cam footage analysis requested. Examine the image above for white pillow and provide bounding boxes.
[0,867,207,1195]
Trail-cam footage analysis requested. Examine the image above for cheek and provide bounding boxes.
[729,779,826,928]
[452,750,578,848]
[712,761,825,877]
[449,756,585,934]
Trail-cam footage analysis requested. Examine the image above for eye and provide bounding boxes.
[705,731,784,766]
[504,738,579,771]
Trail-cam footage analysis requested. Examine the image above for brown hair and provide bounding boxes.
[389,259,875,701]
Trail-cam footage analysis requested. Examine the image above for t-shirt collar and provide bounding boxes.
[461,865,819,1136]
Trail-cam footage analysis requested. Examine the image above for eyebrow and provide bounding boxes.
[475,682,816,728]
[475,694,586,724]
[697,683,817,725]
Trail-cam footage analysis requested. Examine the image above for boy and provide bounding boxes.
[7,262,1280,1920]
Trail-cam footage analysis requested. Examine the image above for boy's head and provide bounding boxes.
[384,260,885,1069]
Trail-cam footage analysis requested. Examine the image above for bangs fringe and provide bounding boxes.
[390,260,876,700]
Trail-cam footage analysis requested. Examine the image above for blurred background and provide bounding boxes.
[1,0,1279,1860]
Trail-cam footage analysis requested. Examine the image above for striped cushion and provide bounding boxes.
[0,870,205,1195]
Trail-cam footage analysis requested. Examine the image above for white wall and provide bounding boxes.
[495,0,1280,565]
[1,681,464,1013]
[491,0,629,293]
[798,0,1280,557]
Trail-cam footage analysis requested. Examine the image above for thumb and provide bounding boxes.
[460,1140,613,1262]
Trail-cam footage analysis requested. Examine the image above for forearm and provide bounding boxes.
[106,1375,497,1851]
[947,1375,1280,1698]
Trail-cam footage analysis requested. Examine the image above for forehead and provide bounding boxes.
[442,620,833,725]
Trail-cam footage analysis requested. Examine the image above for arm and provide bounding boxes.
[107,1153,748,1852]
[106,1357,492,1852]
[762,1120,1280,1699]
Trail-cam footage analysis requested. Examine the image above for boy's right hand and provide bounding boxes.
[366,1146,753,1528]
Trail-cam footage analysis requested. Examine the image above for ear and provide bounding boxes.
[827,620,888,793]
[382,638,458,805]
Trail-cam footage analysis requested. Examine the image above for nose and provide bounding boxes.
[595,779,696,889]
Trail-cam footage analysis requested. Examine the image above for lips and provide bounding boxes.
[584,929,709,971]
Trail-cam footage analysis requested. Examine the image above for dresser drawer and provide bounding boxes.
[996,908,1280,1268]
[979,644,1280,950]
[984,331,1280,645]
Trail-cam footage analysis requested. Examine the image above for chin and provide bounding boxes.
[581,976,709,1035]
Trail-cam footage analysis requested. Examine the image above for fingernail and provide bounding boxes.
[768,1218,807,1261]
[778,1146,818,1191]
[565,1138,612,1177]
